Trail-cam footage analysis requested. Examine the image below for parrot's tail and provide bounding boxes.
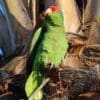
[25,71,44,100]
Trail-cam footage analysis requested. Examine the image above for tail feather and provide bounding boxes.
[25,71,44,100]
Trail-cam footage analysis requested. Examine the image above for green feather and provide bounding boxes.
[25,11,69,100]
[25,71,44,100]
[30,28,42,53]
[26,28,42,77]
[33,12,69,70]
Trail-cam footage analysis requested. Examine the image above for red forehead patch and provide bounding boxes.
[49,6,59,12]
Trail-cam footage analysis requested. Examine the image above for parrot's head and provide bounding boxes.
[44,6,64,26]
[45,6,59,16]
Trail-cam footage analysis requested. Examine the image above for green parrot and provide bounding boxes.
[25,6,69,100]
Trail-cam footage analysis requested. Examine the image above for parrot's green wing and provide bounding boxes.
[30,28,42,53]
[26,28,42,77]
[26,28,44,98]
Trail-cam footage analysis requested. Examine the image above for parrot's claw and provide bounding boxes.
[46,63,54,69]
[50,63,54,69]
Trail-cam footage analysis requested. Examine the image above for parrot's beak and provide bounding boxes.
[45,8,52,16]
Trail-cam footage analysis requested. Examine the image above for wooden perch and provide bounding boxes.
[79,45,100,67]
[60,66,100,98]
[0,65,100,99]
[43,66,100,99]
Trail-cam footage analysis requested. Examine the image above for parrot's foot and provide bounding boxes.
[42,63,56,75]
[47,63,54,69]
[39,63,50,74]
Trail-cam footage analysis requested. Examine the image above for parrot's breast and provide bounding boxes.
[33,27,68,69]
